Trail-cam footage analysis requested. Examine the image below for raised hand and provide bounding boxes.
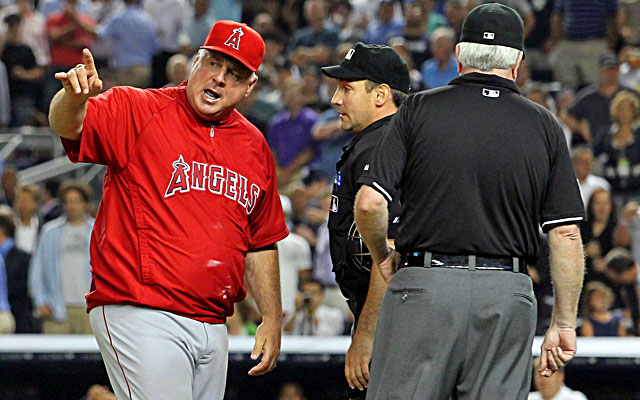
[54,48,102,99]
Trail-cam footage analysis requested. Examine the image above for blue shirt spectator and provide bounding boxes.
[421,55,458,89]
[287,0,339,67]
[365,0,405,45]
[310,108,351,181]
[420,27,458,89]
[0,257,9,313]
[98,1,158,70]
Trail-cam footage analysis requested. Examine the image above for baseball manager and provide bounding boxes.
[48,20,288,399]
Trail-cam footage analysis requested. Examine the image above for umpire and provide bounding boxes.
[354,4,586,400]
[321,43,408,400]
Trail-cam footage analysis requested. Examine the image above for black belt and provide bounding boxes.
[400,252,528,275]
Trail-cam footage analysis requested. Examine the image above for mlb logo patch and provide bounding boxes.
[330,195,339,213]
[482,88,500,98]
[483,32,495,40]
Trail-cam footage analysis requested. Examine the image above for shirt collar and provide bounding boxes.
[449,72,520,95]
[0,238,15,258]
[343,114,394,152]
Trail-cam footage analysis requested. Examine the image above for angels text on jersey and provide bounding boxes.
[164,154,261,214]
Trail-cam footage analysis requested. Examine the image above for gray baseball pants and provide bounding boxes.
[366,267,536,400]
[90,305,228,400]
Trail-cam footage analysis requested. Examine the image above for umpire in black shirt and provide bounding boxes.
[321,43,408,399]
[354,4,586,400]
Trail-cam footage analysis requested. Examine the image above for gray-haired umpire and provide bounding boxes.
[354,3,586,400]
[321,42,408,400]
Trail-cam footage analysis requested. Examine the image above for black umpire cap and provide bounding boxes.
[321,42,410,93]
[460,3,525,56]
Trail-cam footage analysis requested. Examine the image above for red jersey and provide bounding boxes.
[62,84,289,323]
[46,11,94,67]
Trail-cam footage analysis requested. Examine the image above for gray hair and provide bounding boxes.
[457,42,521,71]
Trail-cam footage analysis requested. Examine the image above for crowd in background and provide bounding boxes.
[0,0,640,346]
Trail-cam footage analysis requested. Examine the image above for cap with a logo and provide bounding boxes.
[460,3,524,54]
[599,52,619,68]
[200,20,265,72]
[320,42,410,93]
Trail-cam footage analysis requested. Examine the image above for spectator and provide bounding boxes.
[364,0,404,45]
[277,382,308,400]
[184,0,216,55]
[13,184,41,254]
[619,47,640,92]
[285,279,344,335]
[593,90,640,202]
[98,0,158,88]
[39,179,63,224]
[548,0,618,89]
[1,13,44,127]
[164,53,189,87]
[267,79,318,187]
[0,61,9,128]
[28,182,94,334]
[287,0,339,68]
[580,188,617,276]
[333,0,365,43]
[0,166,17,207]
[572,146,610,208]
[396,1,431,70]
[0,0,50,69]
[0,249,14,334]
[528,357,587,400]
[0,214,37,333]
[278,195,312,325]
[44,0,95,109]
[419,0,448,34]
[310,89,351,181]
[85,384,116,400]
[580,281,626,336]
[618,0,640,48]
[443,0,475,42]
[420,27,458,89]
[600,249,640,335]
[566,53,637,146]
[144,0,190,88]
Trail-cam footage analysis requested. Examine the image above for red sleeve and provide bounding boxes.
[247,143,289,249]
[62,87,159,170]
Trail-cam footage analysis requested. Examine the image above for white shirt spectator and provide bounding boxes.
[292,304,344,336]
[528,385,588,400]
[15,215,38,254]
[278,232,312,324]
[579,174,611,209]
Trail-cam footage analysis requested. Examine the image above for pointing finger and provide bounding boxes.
[83,48,97,73]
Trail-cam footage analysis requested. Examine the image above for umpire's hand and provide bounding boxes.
[55,48,103,99]
[538,325,577,376]
[377,249,401,284]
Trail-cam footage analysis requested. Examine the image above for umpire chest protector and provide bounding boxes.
[328,115,400,303]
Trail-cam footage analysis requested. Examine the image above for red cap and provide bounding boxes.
[200,20,265,72]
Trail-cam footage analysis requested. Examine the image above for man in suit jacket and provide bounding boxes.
[0,213,37,333]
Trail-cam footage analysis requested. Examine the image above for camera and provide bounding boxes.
[303,294,312,306]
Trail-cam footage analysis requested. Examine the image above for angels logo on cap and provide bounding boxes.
[200,20,265,72]
[224,27,244,50]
